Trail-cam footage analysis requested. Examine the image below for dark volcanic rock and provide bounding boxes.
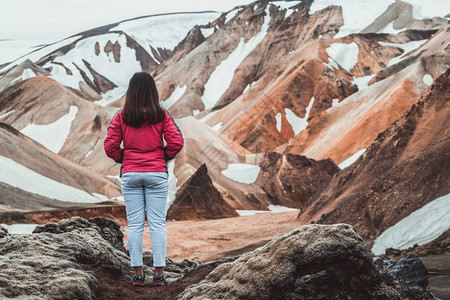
[374,257,434,299]
[177,224,428,300]
[0,225,8,238]
[33,216,126,253]
[258,152,340,208]
[167,164,239,220]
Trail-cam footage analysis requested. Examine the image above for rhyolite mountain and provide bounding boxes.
[0,0,449,261]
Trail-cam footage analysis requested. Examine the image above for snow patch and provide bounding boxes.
[92,193,109,201]
[212,122,223,131]
[422,74,433,86]
[44,33,141,105]
[166,159,179,212]
[11,68,37,84]
[339,148,366,169]
[285,97,315,135]
[268,205,297,213]
[221,163,261,184]
[275,112,282,132]
[352,74,375,91]
[0,156,101,203]
[162,85,187,109]
[225,9,239,24]
[243,81,255,94]
[193,109,200,116]
[378,21,403,34]
[20,106,78,153]
[372,192,450,255]
[378,40,427,67]
[271,1,301,18]
[2,224,38,235]
[326,42,359,72]
[236,205,297,216]
[201,7,271,109]
[406,0,450,19]
[332,99,340,106]
[200,27,215,38]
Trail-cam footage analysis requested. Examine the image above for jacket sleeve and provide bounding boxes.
[104,111,124,163]
[163,109,184,161]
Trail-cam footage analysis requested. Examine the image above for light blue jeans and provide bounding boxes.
[121,171,168,267]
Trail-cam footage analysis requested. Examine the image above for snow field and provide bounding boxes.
[221,163,261,184]
[284,97,315,135]
[111,13,219,63]
[20,105,78,153]
[338,148,366,169]
[225,9,239,24]
[372,192,450,255]
[0,156,101,203]
[201,6,271,110]
[0,36,81,73]
[326,42,359,72]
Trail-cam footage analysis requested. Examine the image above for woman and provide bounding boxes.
[104,72,183,286]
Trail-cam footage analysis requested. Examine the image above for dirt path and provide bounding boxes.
[122,210,302,262]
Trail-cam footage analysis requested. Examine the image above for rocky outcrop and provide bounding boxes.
[0,225,8,238]
[298,66,450,247]
[257,152,340,208]
[167,164,239,220]
[177,224,434,300]
[33,216,126,252]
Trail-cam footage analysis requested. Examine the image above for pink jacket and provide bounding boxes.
[104,109,183,174]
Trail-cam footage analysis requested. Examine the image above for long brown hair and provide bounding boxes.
[122,72,165,127]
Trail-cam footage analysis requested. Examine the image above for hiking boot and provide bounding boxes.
[153,273,166,286]
[132,274,145,286]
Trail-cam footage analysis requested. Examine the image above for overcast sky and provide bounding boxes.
[1,0,256,41]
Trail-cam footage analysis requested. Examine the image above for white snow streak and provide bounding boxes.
[212,122,223,131]
[20,106,78,153]
[200,27,215,38]
[275,112,282,132]
[0,156,101,203]
[338,148,366,169]
[272,1,301,18]
[201,7,271,110]
[326,42,359,72]
[221,163,261,184]
[11,68,37,84]
[285,97,315,135]
[162,85,187,109]
[0,110,15,119]
[372,193,450,255]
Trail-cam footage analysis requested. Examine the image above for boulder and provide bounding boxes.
[176,224,433,300]
[33,216,126,253]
